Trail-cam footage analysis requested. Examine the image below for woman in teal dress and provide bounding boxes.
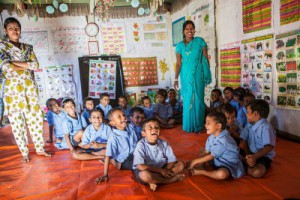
[174,20,211,133]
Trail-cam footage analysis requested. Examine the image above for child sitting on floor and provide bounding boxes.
[154,89,175,129]
[140,96,155,119]
[82,97,95,125]
[57,98,88,152]
[166,88,182,124]
[96,108,138,184]
[96,93,112,122]
[223,87,239,112]
[129,106,145,140]
[72,109,112,160]
[187,112,245,180]
[240,99,276,178]
[46,98,66,143]
[133,118,185,191]
[237,93,255,128]
[118,95,132,121]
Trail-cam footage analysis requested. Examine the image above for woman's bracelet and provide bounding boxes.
[174,78,178,81]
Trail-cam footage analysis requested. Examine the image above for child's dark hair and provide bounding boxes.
[168,88,176,94]
[62,98,75,108]
[90,108,104,120]
[157,89,167,98]
[107,107,124,121]
[233,87,247,102]
[83,97,93,108]
[100,93,109,100]
[46,98,58,108]
[118,95,127,101]
[223,87,233,93]
[130,107,145,117]
[207,112,227,130]
[142,96,151,103]
[4,17,21,29]
[243,93,255,100]
[212,88,222,97]
[142,118,159,131]
[218,103,236,115]
[246,99,269,118]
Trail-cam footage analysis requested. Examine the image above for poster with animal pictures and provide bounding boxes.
[275,29,300,109]
[89,60,117,99]
[241,34,273,103]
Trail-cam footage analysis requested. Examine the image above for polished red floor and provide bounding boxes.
[0,122,300,199]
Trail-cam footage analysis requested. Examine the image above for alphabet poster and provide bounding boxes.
[21,30,49,53]
[241,34,273,103]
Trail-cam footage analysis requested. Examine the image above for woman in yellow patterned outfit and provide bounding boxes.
[0,17,51,162]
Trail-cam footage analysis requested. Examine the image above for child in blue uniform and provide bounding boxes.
[96,108,138,184]
[82,97,94,125]
[96,93,112,121]
[166,89,182,124]
[73,109,112,160]
[46,98,66,144]
[240,99,276,178]
[207,88,223,112]
[133,118,185,191]
[187,112,245,180]
[237,93,255,128]
[57,98,88,152]
[223,87,239,112]
[140,96,155,119]
[129,106,145,140]
[118,95,132,121]
[154,89,175,129]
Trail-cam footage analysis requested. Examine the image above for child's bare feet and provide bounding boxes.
[149,183,157,191]
[190,168,204,176]
[173,174,185,181]
[99,158,105,164]
[36,151,52,157]
[22,155,30,163]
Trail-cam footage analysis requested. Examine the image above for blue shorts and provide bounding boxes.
[120,154,134,170]
[70,135,80,147]
[83,148,104,153]
[0,98,3,117]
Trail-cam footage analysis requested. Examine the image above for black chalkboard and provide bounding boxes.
[78,55,125,107]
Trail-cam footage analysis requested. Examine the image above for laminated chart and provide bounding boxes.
[21,30,49,53]
[280,0,300,26]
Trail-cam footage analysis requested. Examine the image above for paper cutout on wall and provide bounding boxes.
[159,59,169,80]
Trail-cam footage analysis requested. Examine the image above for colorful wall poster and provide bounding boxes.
[21,30,49,53]
[89,60,117,99]
[122,57,158,87]
[275,29,300,109]
[280,0,300,26]
[241,34,274,103]
[172,17,185,46]
[220,47,241,87]
[101,23,126,55]
[242,0,272,33]
[143,23,167,48]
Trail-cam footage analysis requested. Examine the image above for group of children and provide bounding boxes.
[45,86,276,191]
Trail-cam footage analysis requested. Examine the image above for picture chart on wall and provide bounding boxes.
[20,30,49,53]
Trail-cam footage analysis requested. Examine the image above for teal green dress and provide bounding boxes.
[175,37,212,132]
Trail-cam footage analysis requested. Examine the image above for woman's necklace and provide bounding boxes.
[184,39,193,60]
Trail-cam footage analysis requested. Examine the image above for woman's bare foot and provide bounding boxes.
[22,155,30,163]
[36,151,52,157]
[149,183,157,191]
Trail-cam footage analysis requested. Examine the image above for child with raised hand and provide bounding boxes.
[237,93,255,128]
[96,93,112,121]
[57,98,88,152]
[187,112,245,180]
[82,97,94,125]
[72,109,112,160]
[46,98,66,143]
[154,89,175,129]
[96,108,138,184]
[240,99,276,178]
[223,87,239,112]
[140,96,155,119]
[118,95,132,121]
[166,88,183,124]
[133,118,185,191]
[129,106,146,140]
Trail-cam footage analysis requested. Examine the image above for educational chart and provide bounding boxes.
[50,27,88,55]
[241,34,273,103]
[101,23,126,55]
[220,47,241,87]
[143,23,167,48]
[122,57,158,87]
[20,30,49,53]
[242,0,272,33]
[280,0,300,26]
[172,17,185,46]
[275,29,300,109]
[88,60,117,99]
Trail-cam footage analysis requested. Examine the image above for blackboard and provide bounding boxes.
[78,55,125,107]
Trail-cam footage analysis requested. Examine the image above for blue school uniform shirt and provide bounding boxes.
[96,103,112,120]
[230,99,240,112]
[153,102,173,119]
[140,104,154,119]
[133,138,177,170]
[237,106,247,128]
[62,113,88,136]
[240,118,276,160]
[210,100,222,108]
[205,130,245,178]
[166,99,183,118]
[81,123,112,145]
[129,122,142,140]
[46,110,67,138]
[106,124,138,163]
[119,105,132,121]
[82,108,91,125]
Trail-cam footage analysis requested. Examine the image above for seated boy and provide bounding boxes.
[207,88,223,113]
[96,93,112,122]
[46,98,66,143]
[129,107,145,140]
[118,95,132,121]
[240,99,276,178]
[223,87,239,112]
[237,93,255,128]
[133,118,185,191]
[166,89,183,124]
[82,97,95,125]
[72,109,112,160]
[140,96,155,119]
[187,112,245,180]
[96,108,138,184]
